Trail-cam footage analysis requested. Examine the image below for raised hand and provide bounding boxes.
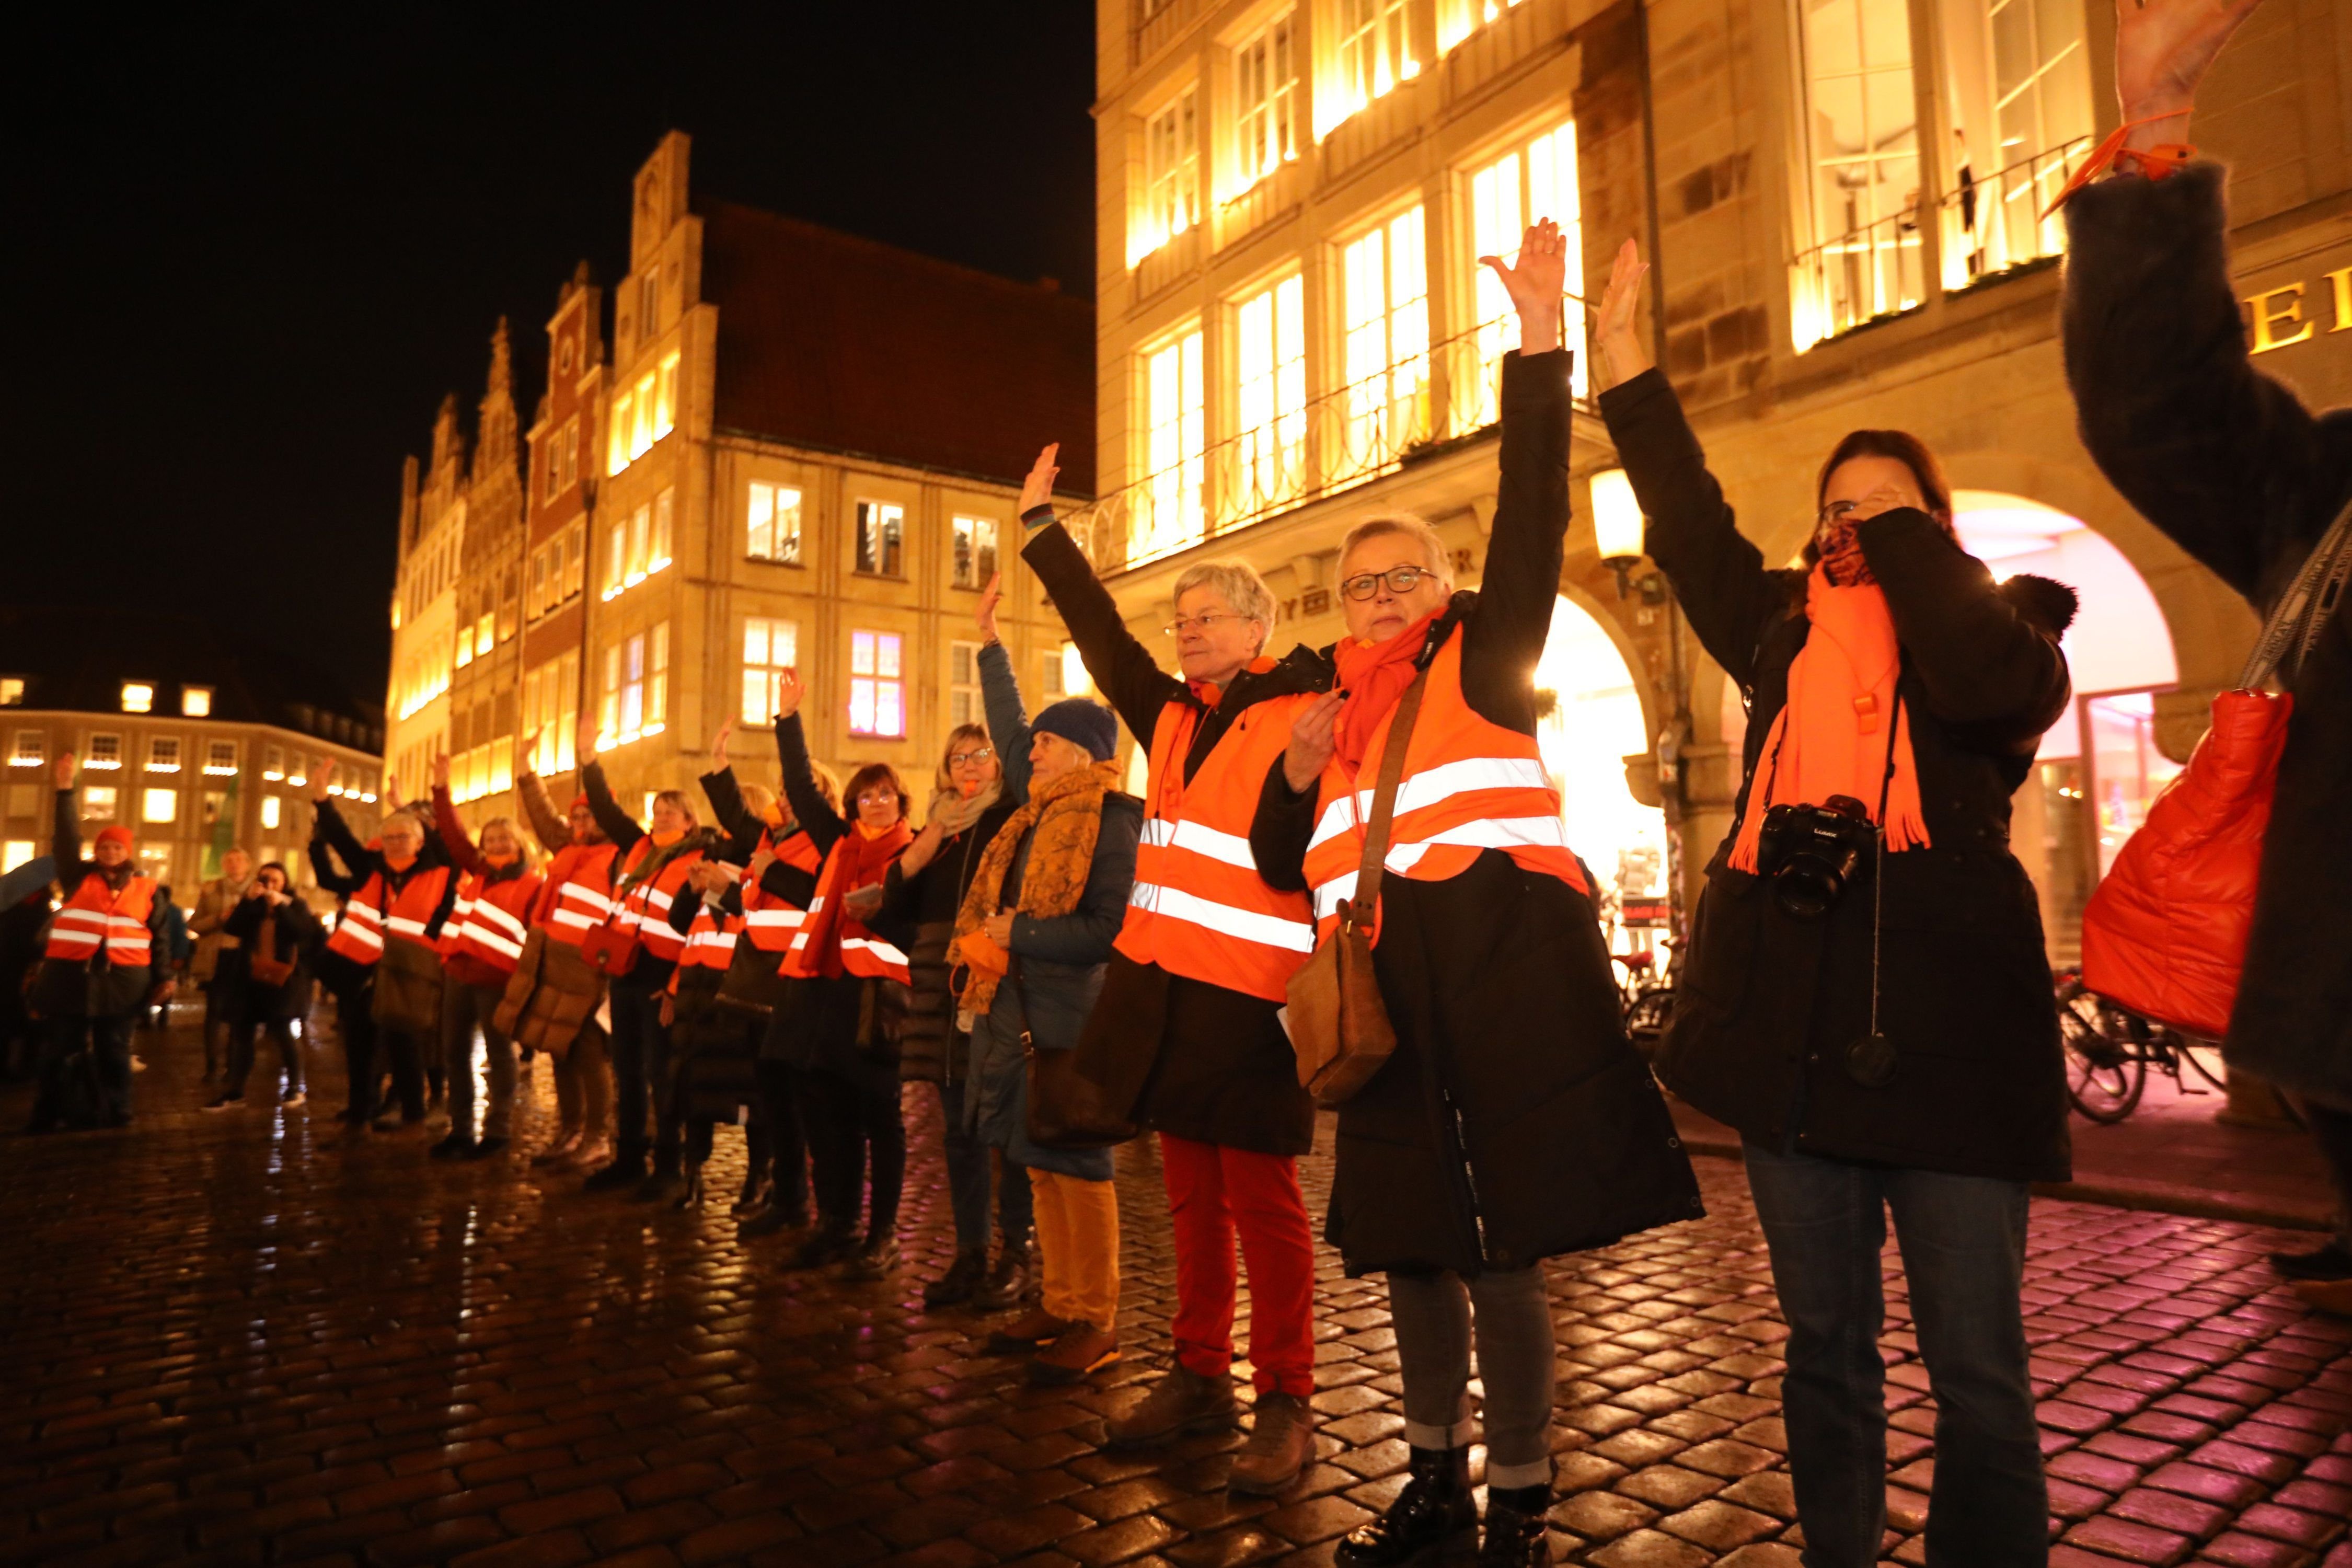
[1283,689,1345,793]
[773,667,805,721]
[711,717,733,768]
[319,759,340,803]
[1020,443,1061,515]
[1479,218,1567,352]
[1593,237,1653,393]
[430,753,451,791]
[521,728,544,773]
[977,572,1005,645]
[53,751,76,791]
[2117,0,2266,145]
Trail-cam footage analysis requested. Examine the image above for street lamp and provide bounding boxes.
[1590,468,1648,599]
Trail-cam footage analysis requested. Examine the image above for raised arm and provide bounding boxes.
[1861,511,2071,737]
[768,669,849,859]
[307,835,366,897]
[581,759,644,853]
[1016,444,1187,744]
[977,638,1034,805]
[50,753,91,884]
[514,744,574,852]
[429,756,484,876]
[311,795,378,881]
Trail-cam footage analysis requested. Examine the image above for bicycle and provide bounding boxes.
[2052,969,2231,1123]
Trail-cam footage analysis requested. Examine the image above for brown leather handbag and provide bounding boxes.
[1017,959,1138,1150]
[247,910,295,988]
[1285,669,1428,1109]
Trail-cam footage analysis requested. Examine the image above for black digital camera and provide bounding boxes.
[1756,794,1875,918]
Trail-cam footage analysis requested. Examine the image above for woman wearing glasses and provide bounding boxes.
[1252,220,1700,1568]
[878,580,1033,1310]
[1592,239,2077,1566]
[1019,445,1330,1493]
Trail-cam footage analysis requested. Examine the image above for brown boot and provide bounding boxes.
[1103,1364,1238,1447]
[985,1306,1073,1353]
[1028,1322,1120,1386]
[1228,1391,1314,1494]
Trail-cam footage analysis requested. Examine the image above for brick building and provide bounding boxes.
[1077,0,2348,956]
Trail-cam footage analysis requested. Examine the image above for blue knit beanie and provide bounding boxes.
[1032,699,1119,763]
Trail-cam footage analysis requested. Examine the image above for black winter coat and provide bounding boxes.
[1601,368,2077,1183]
[32,790,169,1019]
[2062,164,2352,1110]
[1251,348,1701,1276]
[224,894,321,1023]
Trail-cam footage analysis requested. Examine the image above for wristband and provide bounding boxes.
[2042,117,2195,218]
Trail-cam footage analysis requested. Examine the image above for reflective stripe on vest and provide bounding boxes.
[838,934,910,983]
[1301,633,1588,936]
[378,866,453,953]
[738,827,820,951]
[325,889,385,964]
[679,907,743,971]
[448,873,539,972]
[614,839,701,963]
[541,843,621,947]
[44,874,157,966]
[1113,690,1320,1004]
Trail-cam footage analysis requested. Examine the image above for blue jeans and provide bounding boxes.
[1742,1141,2047,1568]
[933,1072,1033,1256]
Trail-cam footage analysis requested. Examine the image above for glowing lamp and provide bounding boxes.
[1589,468,1650,599]
[1060,642,1093,699]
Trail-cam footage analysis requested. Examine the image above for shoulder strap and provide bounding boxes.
[1345,670,1433,931]
[2240,494,2352,691]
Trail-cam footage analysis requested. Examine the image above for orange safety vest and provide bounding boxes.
[1116,688,1321,1004]
[740,827,823,953]
[610,837,704,965]
[325,863,451,964]
[324,883,384,965]
[438,868,543,975]
[1300,632,1588,938]
[45,873,157,966]
[538,841,622,947]
[676,903,742,973]
[783,824,913,984]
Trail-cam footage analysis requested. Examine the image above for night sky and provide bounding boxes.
[15,5,1097,707]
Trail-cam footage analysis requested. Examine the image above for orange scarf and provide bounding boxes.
[787,819,913,978]
[1730,567,1931,872]
[1331,613,1436,770]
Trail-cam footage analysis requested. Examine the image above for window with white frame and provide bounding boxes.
[80,786,116,821]
[949,641,983,728]
[1233,15,1297,191]
[1139,329,1206,560]
[748,481,804,563]
[848,630,906,739]
[86,733,121,771]
[147,736,181,774]
[952,515,998,589]
[1335,0,1414,121]
[1138,87,1200,263]
[1936,0,2094,287]
[1233,275,1307,519]
[204,740,237,776]
[1341,205,1432,479]
[1790,0,1923,347]
[742,617,800,724]
[608,390,632,475]
[1468,121,1586,419]
[653,353,678,442]
[262,744,283,781]
[559,416,579,491]
[543,434,560,502]
[9,729,42,767]
[1041,648,1067,701]
[651,488,674,573]
[855,501,904,577]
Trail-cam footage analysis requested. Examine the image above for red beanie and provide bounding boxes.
[95,825,134,850]
[571,793,591,813]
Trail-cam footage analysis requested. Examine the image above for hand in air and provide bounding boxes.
[1019,443,1060,515]
[1593,238,1653,392]
[1479,219,1567,352]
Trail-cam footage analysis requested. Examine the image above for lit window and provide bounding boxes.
[1232,15,1297,192]
[287,753,307,788]
[1135,87,1200,264]
[146,737,182,774]
[0,678,20,706]
[1042,647,1067,701]
[855,501,904,577]
[849,631,905,739]
[646,621,669,735]
[629,504,651,584]
[81,787,116,821]
[263,744,283,781]
[143,787,177,824]
[1138,329,1206,560]
[88,733,122,770]
[742,617,800,725]
[1468,121,1586,418]
[650,488,674,573]
[952,515,998,589]
[601,644,620,745]
[1936,0,2094,289]
[180,686,212,718]
[749,482,803,563]
[1341,206,1432,480]
[620,634,646,737]
[455,626,473,668]
[260,795,281,831]
[121,682,154,714]
[476,613,494,658]
[608,392,632,475]
[560,416,579,490]
[556,650,579,768]
[653,353,678,440]
[2,840,31,873]
[528,546,548,619]
[1790,0,1922,347]
[1335,0,1414,123]
[1233,275,1307,519]
[204,740,237,776]
[631,371,656,460]
[605,517,627,598]
[950,640,983,727]
[9,730,41,767]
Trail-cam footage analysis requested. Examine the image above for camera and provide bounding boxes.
[1756,794,1876,918]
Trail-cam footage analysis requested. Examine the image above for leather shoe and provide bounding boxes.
[841,1234,901,1279]
[985,1307,1073,1354]
[1028,1322,1119,1385]
[1103,1364,1238,1447]
[1228,1391,1313,1494]
[1477,1484,1552,1567]
[970,1246,1033,1311]
[924,1251,989,1309]
[1336,1446,1476,1567]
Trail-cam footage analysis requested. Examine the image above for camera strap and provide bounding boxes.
[1856,690,1906,1082]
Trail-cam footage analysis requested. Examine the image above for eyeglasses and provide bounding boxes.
[1815,500,1864,531]
[1161,612,1252,638]
[1340,565,1439,602]
[855,791,900,806]
[948,747,995,766]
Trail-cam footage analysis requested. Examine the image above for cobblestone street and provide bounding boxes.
[4,1021,2349,1568]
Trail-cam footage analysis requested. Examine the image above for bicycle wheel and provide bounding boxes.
[1625,988,1675,1056]
[2057,981,2145,1123]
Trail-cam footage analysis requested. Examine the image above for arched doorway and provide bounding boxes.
[1953,491,2181,962]
[1534,596,1668,953]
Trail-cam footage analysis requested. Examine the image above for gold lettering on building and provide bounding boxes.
[2247,282,2315,354]
[2328,266,2352,333]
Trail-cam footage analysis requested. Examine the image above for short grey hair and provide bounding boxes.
[1340,513,1452,583]
[1172,559,1277,652]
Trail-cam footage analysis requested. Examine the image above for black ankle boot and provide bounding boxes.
[1476,1484,1551,1567]
[1335,1447,1475,1567]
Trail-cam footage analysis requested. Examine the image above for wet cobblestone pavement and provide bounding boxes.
[3,1019,2349,1568]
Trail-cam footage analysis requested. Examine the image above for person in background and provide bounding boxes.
[429,754,544,1161]
[150,884,191,1032]
[954,640,1140,1386]
[1019,443,1327,1493]
[770,678,916,1276]
[0,857,54,1083]
[187,847,255,1079]
[882,586,1032,1311]
[2057,0,2352,1313]
[29,752,172,1130]
[207,862,318,1112]
[314,764,457,1133]
[579,761,714,1200]
[511,748,621,1170]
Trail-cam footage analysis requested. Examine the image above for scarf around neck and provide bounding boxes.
[790,818,913,977]
[926,777,1004,840]
[1730,566,1931,872]
[948,758,1121,1019]
[1331,612,1437,771]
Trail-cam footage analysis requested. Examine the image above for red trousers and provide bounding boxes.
[1160,1132,1317,1396]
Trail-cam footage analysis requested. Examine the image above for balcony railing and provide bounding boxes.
[1939,135,2096,290]
[1790,203,1927,350]
[1065,297,1592,576]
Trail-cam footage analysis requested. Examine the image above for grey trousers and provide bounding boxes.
[1387,1264,1555,1490]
